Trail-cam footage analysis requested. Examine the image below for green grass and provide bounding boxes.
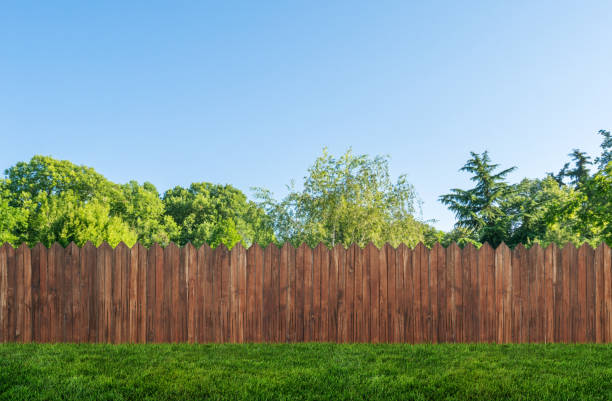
[2,343,612,400]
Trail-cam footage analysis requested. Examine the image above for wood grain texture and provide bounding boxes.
[1,242,612,344]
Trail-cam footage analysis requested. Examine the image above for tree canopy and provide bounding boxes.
[255,149,429,248]
[1,130,610,249]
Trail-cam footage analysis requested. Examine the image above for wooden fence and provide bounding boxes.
[1,241,611,343]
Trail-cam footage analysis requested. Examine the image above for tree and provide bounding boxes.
[112,181,178,246]
[255,148,428,248]
[439,151,516,246]
[565,149,592,188]
[595,130,612,170]
[502,177,584,247]
[0,181,25,244]
[162,183,274,247]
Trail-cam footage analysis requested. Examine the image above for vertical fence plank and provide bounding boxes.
[576,244,587,343]
[22,244,32,343]
[338,245,347,343]
[603,244,612,343]
[544,244,556,343]
[482,243,496,342]
[0,245,7,342]
[395,244,406,343]
[362,244,372,342]
[378,244,388,343]
[313,244,323,342]
[262,245,273,342]
[14,244,25,343]
[433,243,446,343]
[29,244,39,343]
[254,244,264,342]
[129,244,139,343]
[279,244,289,343]
[218,245,230,343]
[136,243,147,344]
[287,244,296,342]
[369,243,380,343]
[354,244,364,342]
[304,244,314,342]
[229,244,239,343]
[202,244,213,343]
[595,244,604,343]
[329,244,340,343]
[346,244,356,343]
[386,244,396,343]
[38,244,48,343]
[466,244,479,343]
[196,245,207,343]
[295,244,306,342]
[494,244,504,343]
[561,244,573,342]
[6,245,16,342]
[583,244,596,342]
[245,245,256,343]
[412,243,423,343]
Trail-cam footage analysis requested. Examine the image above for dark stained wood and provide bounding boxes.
[219,245,230,343]
[295,244,306,342]
[386,244,396,343]
[368,243,379,343]
[136,243,147,344]
[254,244,264,342]
[2,241,612,344]
[363,243,371,342]
[378,244,388,343]
[603,244,612,342]
[346,244,356,343]
[313,244,323,342]
[412,244,427,344]
[329,244,339,343]
[279,244,289,342]
[37,243,49,343]
[129,244,139,343]
[583,244,596,342]
[286,244,296,342]
[354,243,364,342]
[303,244,314,342]
[433,243,446,343]
[245,244,256,342]
[0,245,6,342]
[560,244,573,342]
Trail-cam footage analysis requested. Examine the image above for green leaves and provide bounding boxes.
[162,182,275,248]
[255,148,428,248]
[439,151,516,247]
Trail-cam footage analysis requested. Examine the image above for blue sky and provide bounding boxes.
[1,1,610,231]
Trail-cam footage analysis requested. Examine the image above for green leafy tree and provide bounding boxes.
[0,181,26,244]
[163,183,274,247]
[502,177,584,247]
[112,181,178,246]
[255,148,428,248]
[439,151,516,247]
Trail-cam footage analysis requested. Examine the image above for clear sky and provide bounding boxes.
[1,1,610,231]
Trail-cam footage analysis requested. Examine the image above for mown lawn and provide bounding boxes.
[2,343,612,400]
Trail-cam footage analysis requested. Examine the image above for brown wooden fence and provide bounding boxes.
[1,241,611,343]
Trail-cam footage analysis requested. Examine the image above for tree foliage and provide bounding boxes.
[255,148,428,248]
[442,130,611,248]
[439,151,516,246]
